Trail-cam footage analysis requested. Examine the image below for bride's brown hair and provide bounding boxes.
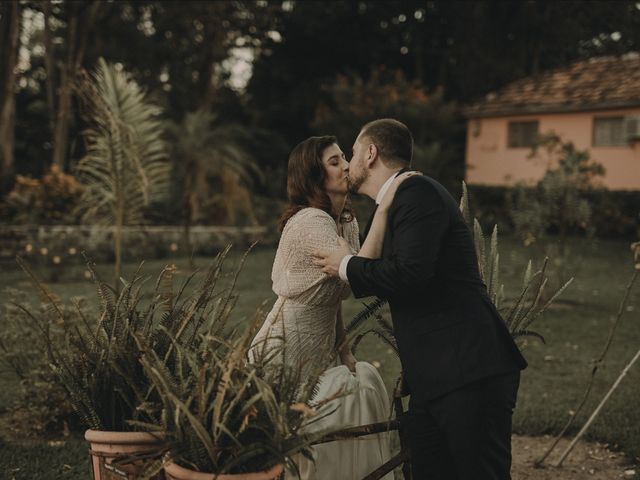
[278,136,354,232]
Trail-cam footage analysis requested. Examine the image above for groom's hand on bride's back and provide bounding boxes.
[312,237,351,277]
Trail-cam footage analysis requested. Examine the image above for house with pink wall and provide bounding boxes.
[464,54,640,191]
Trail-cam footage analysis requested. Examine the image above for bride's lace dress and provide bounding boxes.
[249,208,392,480]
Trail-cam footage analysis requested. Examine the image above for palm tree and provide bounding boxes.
[74,58,170,291]
[165,109,264,260]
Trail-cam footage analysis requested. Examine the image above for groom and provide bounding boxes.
[314,119,527,479]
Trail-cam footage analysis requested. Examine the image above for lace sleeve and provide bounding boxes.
[344,216,360,254]
[271,208,348,303]
[339,217,360,300]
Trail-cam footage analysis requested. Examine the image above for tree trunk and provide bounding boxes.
[0,0,20,189]
[414,29,424,85]
[51,4,77,171]
[51,1,101,171]
[530,3,552,76]
[197,25,218,113]
[199,3,229,112]
[43,0,56,134]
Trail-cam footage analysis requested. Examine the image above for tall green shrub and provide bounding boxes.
[509,133,606,250]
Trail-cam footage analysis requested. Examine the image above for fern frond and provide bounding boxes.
[16,256,66,324]
[345,297,387,333]
[369,329,399,358]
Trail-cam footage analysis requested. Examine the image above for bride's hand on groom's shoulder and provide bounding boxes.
[378,171,422,213]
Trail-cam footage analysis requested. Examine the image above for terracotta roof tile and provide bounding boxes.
[464,54,640,117]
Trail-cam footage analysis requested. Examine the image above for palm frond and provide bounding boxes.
[74,58,170,288]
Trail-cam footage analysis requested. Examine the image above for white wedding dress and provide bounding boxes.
[249,208,392,480]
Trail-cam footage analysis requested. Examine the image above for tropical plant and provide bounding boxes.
[12,244,251,433]
[125,251,337,476]
[165,109,264,225]
[460,181,573,343]
[14,257,153,431]
[74,58,170,291]
[12,244,329,476]
[136,308,332,477]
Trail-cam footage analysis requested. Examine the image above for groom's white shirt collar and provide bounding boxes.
[338,170,402,282]
[375,171,401,205]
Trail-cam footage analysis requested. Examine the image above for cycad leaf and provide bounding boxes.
[74,57,169,227]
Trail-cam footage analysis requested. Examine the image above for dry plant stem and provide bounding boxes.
[536,269,638,466]
[311,419,400,444]
[554,346,640,467]
[362,450,411,480]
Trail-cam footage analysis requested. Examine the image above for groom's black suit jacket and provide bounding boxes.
[348,174,527,402]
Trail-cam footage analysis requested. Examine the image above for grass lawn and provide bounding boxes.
[0,235,639,478]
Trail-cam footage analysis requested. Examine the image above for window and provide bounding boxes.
[507,121,539,148]
[593,117,625,146]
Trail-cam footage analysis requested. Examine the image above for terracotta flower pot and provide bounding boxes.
[163,459,284,480]
[85,429,165,480]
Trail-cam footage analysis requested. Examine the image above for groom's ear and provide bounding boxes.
[366,144,378,167]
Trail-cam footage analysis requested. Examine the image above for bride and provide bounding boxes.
[249,136,413,479]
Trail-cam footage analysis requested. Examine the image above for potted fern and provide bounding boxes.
[17,242,326,479]
[16,245,260,479]
[136,301,336,479]
[15,256,167,479]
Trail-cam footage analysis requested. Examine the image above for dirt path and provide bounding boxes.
[512,434,638,480]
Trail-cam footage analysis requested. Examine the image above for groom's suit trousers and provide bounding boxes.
[405,371,520,480]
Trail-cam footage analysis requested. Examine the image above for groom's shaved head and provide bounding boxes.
[360,119,413,168]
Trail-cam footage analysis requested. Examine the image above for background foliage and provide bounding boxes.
[2,0,640,225]
[1,1,639,477]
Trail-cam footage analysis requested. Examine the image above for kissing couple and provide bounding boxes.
[248,119,527,480]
